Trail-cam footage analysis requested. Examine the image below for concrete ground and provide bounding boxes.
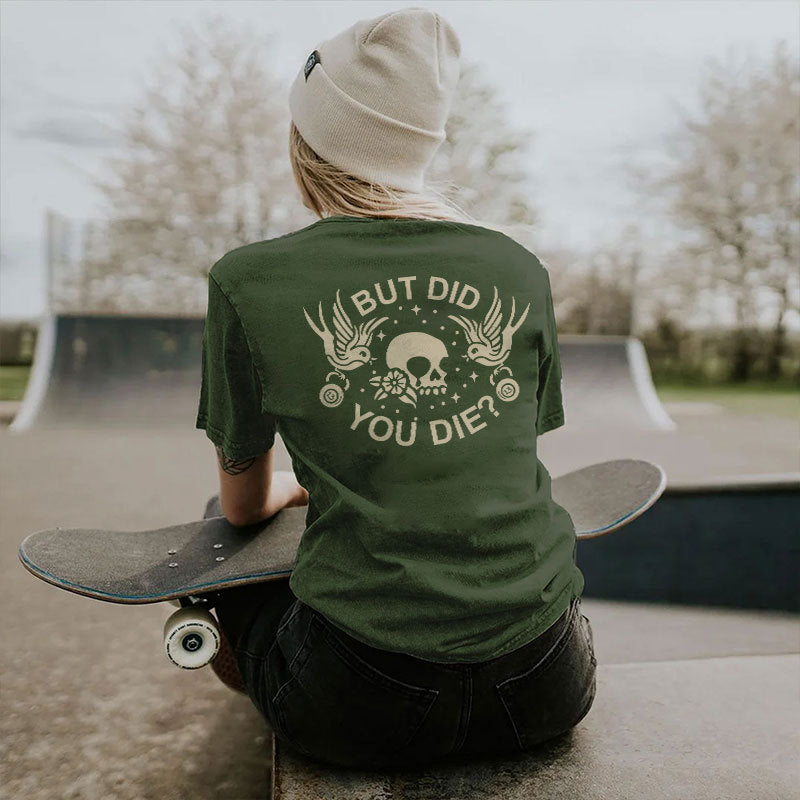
[1,407,798,799]
[274,654,799,800]
[540,402,799,481]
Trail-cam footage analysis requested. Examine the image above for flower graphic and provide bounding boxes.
[382,369,407,395]
[369,368,418,406]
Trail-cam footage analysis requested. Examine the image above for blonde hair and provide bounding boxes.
[289,121,481,225]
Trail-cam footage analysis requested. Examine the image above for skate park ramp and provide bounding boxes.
[10,317,673,433]
[558,335,675,431]
[10,314,205,431]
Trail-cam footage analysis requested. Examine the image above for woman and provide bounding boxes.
[195,7,597,769]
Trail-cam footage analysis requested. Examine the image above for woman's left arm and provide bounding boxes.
[198,270,308,524]
[215,446,309,527]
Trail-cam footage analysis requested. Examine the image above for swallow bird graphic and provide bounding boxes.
[303,290,388,371]
[448,286,530,367]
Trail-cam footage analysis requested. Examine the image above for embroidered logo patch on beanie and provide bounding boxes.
[304,50,321,81]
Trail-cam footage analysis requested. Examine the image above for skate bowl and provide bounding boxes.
[9,317,674,433]
[576,473,800,612]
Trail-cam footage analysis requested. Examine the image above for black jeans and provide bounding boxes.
[205,496,597,769]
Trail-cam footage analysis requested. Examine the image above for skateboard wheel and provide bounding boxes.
[163,607,220,669]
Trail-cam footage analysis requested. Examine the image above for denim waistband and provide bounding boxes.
[302,594,578,675]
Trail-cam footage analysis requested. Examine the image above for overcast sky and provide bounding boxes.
[1,0,797,320]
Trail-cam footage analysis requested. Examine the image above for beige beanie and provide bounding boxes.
[288,7,461,192]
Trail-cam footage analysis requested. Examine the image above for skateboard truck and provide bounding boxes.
[163,547,226,669]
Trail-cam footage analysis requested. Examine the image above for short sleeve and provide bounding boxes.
[535,271,565,435]
[195,273,277,460]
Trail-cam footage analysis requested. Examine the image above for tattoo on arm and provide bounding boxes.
[216,446,257,475]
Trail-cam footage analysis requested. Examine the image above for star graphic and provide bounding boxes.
[469,371,478,381]
[377,331,385,340]
[461,353,469,360]
[452,392,461,403]
[411,304,421,315]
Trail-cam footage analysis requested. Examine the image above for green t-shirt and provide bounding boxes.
[196,215,584,663]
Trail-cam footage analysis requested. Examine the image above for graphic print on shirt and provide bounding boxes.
[302,275,530,447]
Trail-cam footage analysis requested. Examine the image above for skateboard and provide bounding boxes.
[19,458,665,669]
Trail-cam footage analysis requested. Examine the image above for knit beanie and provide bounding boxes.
[288,7,461,192]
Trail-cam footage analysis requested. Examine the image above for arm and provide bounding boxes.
[197,270,307,524]
[215,445,308,527]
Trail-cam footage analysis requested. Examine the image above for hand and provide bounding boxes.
[263,470,309,519]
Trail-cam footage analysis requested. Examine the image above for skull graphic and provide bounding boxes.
[385,331,448,396]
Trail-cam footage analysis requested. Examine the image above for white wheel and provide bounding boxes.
[163,607,220,669]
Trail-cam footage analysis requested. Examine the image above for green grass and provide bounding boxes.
[655,381,799,419]
[0,366,30,401]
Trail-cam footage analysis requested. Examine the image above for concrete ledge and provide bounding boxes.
[580,599,798,664]
[666,473,800,493]
[272,654,799,800]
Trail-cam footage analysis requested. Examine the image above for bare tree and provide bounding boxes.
[82,15,302,313]
[429,61,538,229]
[758,44,800,378]
[642,41,799,380]
[539,232,640,337]
[77,23,540,314]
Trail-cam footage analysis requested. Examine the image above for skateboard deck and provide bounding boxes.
[19,459,665,605]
